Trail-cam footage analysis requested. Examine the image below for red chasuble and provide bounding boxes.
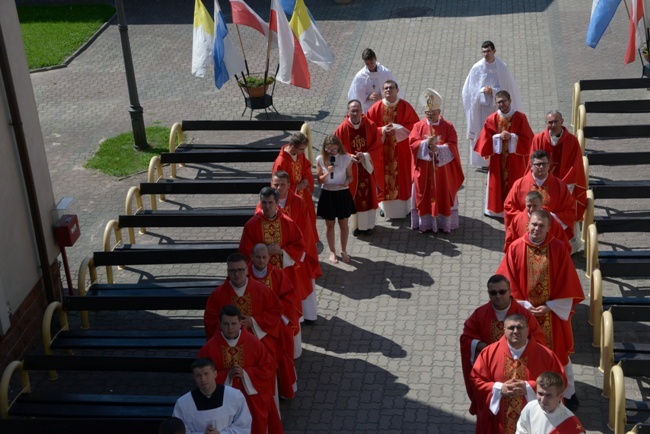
[408,116,464,218]
[504,172,577,239]
[272,146,318,241]
[334,115,383,212]
[248,262,298,399]
[470,336,565,434]
[496,234,585,365]
[504,210,570,254]
[203,278,282,359]
[532,127,587,221]
[239,208,311,300]
[278,191,322,280]
[366,99,419,202]
[199,329,283,434]
[474,111,534,215]
[460,299,545,415]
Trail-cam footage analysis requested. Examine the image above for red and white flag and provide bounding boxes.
[230,0,268,36]
[270,0,310,89]
[624,0,645,64]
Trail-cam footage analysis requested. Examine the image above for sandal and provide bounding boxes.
[341,252,351,263]
[329,252,339,264]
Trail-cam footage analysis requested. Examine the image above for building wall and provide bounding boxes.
[0,1,60,366]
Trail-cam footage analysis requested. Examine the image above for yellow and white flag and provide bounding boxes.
[192,0,214,77]
[289,0,334,70]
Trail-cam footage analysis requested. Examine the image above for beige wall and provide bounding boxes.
[0,2,58,333]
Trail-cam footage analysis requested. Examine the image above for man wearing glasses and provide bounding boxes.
[460,275,544,417]
[497,210,585,411]
[462,40,522,168]
[504,150,577,240]
[366,79,419,220]
[470,313,565,434]
[473,90,534,217]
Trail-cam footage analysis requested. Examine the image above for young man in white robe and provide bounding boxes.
[348,48,403,113]
[462,40,522,168]
[173,358,252,434]
[516,371,585,434]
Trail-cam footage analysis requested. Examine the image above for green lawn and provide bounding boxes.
[18,4,115,70]
[85,126,170,178]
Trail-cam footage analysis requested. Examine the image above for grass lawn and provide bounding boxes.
[18,4,115,70]
[85,126,170,178]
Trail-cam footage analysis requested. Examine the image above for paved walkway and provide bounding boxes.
[26,0,649,432]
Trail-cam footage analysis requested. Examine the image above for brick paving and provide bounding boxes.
[21,0,650,432]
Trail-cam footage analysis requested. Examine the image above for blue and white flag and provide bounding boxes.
[586,0,622,48]
[213,0,246,89]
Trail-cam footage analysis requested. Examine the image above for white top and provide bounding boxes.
[461,56,523,140]
[316,154,353,191]
[347,62,403,113]
[172,385,252,434]
[516,400,584,433]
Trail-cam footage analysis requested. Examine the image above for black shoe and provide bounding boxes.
[365,229,373,236]
[379,209,385,217]
[564,394,579,411]
[353,229,362,236]
[303,319,316,326]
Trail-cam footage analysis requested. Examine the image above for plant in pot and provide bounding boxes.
[237,74,275,98]
[643,46,650,62]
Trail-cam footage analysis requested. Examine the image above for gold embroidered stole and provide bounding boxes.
[497,115,514,198]
[530,181,550,206]
[230,291,252,316]
[221,341,245,369]
[503,355,528,434]
[261,218,283,267]
[349,125,372,211]
[382,103,399,200]
[526,243,553,347]
[490,320,505,342]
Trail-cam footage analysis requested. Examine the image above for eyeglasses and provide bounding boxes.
[496,99,509,105]
[506,325,527,331]
[531,162,549,167]
[326,147,339,153]
[488,289,509,296]
[227,268,247,274]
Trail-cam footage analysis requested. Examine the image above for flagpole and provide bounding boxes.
[264,9,273,81]
[234,24,250,76]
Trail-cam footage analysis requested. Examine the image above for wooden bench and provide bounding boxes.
[589,180,650,200]
[610,364,650,434]
[162,119,309,178]
[572,78,650,131]
[0,355,195,432]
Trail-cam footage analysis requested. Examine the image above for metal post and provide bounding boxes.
[115,0,150,151]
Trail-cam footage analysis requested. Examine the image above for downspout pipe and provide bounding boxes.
[0,22,56,303]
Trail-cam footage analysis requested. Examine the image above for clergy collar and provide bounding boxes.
[427,118,441,126]
[382,97,399,107]
[222,330,241,346]
[498,108,514,118]
[492,299,512,314]
[230,278,248,292]
[528,234,547,246]
[348,117,362,129]
[532,174,548,186]
[507,340,528,359]
[278,197,287,208]
[252,265,268,278]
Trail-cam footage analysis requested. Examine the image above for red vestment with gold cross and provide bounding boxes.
[470,335,565,434]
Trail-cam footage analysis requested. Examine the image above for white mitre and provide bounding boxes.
[419,88,442,111]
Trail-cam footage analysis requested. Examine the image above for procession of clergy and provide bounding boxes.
[170,43,588,434]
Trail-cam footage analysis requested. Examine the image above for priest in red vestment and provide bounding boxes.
[496,210,584,407]
[366,79,419,219]
[504,150,577,239]
[272,132,318,242]
[271,171,322,325]
[470,314,565,434]
[199,304,283,434]
[504,191,570,254]
[334,99,383,235]
[240,187,315,326]
[461,274,545,415]
[248,243,298,398]
[531,111,587,223]
[408,88,465,233]
[474,90,534,217]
